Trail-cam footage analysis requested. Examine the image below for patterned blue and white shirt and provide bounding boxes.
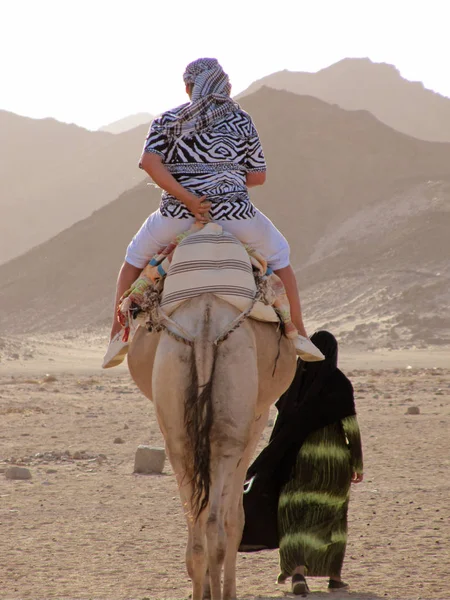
[141,104,266,220]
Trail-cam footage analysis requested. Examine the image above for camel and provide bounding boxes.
[127,293,296,600]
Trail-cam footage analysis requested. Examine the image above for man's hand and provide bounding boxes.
[140,154,212,223]
[184,195,212,223]
[351,472,363,483]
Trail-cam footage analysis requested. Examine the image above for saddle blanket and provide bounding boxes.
[160,223,278,322]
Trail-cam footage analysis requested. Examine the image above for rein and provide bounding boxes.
[140,278,265,349]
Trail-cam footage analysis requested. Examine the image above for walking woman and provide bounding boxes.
[240,331,363,595]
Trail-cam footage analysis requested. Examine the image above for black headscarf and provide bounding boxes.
[269,330,341,441]
[240,331,356,551]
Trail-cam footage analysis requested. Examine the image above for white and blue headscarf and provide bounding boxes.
[183,57,232,100]
[161,58,238,135]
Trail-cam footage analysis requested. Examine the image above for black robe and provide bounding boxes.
[239,330,356,551]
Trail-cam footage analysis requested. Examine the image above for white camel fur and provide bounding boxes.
[128,294,296,600]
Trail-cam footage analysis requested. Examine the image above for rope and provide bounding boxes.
[272,327,283,377]
[140,278,265,349]
[139,277,282,378]
[213,287,261,346]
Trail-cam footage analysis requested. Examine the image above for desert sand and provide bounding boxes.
[1,330,449,600]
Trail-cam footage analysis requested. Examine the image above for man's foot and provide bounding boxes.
[328,578,349,591]
[292,573,309,596]
[102,332,129,369]
[292,335,325,361]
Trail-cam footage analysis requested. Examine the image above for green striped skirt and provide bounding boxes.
[278,421,352,577]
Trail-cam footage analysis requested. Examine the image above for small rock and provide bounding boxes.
[46,469,58,474]
[134,445,165,474]
[42,374,57,383]
[72,451,82,459]
[406,406,420,415]
[5,466,32,480]
[114,437,125,444]
[124,423,129,430]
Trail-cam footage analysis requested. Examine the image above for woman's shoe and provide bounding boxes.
[276,572,288,584]
[102,332,129,369]
[328,578,349,591]
[292,335,325,361]
[292,573,309,596]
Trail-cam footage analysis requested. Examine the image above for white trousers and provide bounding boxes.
[125,208,290,271]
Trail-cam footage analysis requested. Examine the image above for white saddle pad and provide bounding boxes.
[160,223,278,323]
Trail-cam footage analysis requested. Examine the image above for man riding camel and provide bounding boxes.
[103,58,324,368]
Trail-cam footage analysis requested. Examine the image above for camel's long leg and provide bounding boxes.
[223,407,270,600]
[207,447,253,600]
[205,463,227,600]
[167,449,209,600]
[204,341,259,599]
[190,511,209,600]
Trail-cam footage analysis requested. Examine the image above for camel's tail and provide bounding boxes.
[184,305,217,520]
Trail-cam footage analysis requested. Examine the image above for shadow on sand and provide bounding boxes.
[242,593,387,600]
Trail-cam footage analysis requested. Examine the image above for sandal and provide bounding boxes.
[328,578,349,591]
[292,573,309,596]
[292,335,325,361]
[102,332,129,369]
[276,572,288,584]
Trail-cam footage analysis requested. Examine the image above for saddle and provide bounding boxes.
[119,222,296,340]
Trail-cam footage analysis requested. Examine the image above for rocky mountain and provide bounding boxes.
[98,113,153,134]
[238,58,450,143]
[0,110,147,264]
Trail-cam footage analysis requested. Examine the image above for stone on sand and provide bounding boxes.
[406,406,421,415]
[42,374,57,383]
[5,466,32,480]
[134,445,165,474]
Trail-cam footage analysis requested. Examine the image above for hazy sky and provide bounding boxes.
[1,0,448,130]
